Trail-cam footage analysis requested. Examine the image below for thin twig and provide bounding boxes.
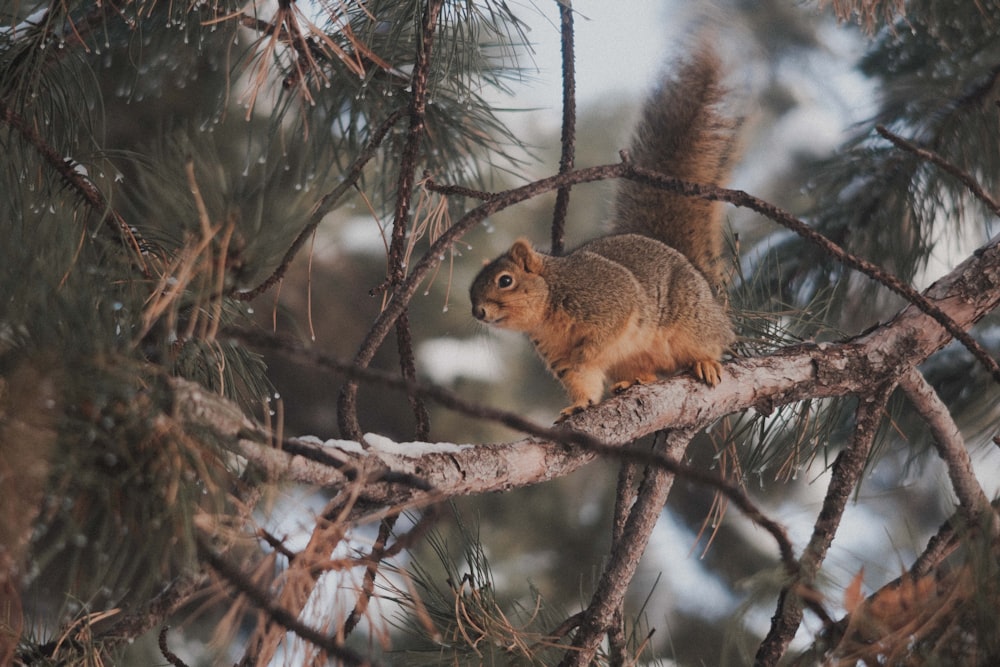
[559,431,691,666]
[343,516,396,636]
[550,0,576,256]
[755,384,895,666]
[235,107,406,300]
[199,538,374,667]
[876,124,1000,217]
[608,457,638,666]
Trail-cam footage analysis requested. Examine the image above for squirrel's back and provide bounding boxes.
[612,45,738,291]
[469,46,739,418]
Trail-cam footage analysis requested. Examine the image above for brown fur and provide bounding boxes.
[469,48,738,419]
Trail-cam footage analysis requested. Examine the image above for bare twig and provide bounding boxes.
[235,107,406,300]
[550,0,577,256]
[755,384,896,666]
[559,431,692,666]
[609,457,640,665]
[876,124,1000,217]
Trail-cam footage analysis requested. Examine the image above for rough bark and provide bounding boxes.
[169,232,1000,516]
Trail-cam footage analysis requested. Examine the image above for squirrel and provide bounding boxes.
[469,47,738,420]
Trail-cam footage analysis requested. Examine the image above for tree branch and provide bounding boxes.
[899,368,996,531]
[559,430,691,667]
[0,98,150,276]
[204,230,1000,511]
[549,0,576,255]
[756,383,895,666]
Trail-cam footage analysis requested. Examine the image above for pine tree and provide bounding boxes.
[1,0,999,665]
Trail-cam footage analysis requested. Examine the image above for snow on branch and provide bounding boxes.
[172,232,1000,517]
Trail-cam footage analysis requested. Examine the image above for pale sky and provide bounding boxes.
[498,1,679,126]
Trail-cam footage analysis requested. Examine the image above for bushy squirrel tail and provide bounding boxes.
[612,45,739,291]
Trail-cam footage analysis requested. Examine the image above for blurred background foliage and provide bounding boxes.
[1,0,999,665]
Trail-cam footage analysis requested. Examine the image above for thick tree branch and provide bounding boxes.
[190,231,1000,512]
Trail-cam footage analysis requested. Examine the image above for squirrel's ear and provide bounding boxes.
[509,238,543,273]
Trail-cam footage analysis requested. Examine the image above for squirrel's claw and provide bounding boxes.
[611,381,634,394]
[693,359,724,386]
[612,373,657,394]
[555,402,590,423]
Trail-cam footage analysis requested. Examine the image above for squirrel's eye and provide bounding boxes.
[497,274,514,289]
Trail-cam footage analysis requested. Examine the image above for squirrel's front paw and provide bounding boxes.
[555,402,591,423]
[692,359,724,386]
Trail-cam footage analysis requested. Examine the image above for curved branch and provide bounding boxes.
[228,231,1000,507]
[336,157,1000,438]
[899,368,997,532]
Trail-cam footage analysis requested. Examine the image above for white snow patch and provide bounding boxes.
[417,335,508,384]
[363,432,472,457]
[295,434,368,455]
[642,511,737,620]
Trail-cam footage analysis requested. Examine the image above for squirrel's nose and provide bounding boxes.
[472,304,486,320]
